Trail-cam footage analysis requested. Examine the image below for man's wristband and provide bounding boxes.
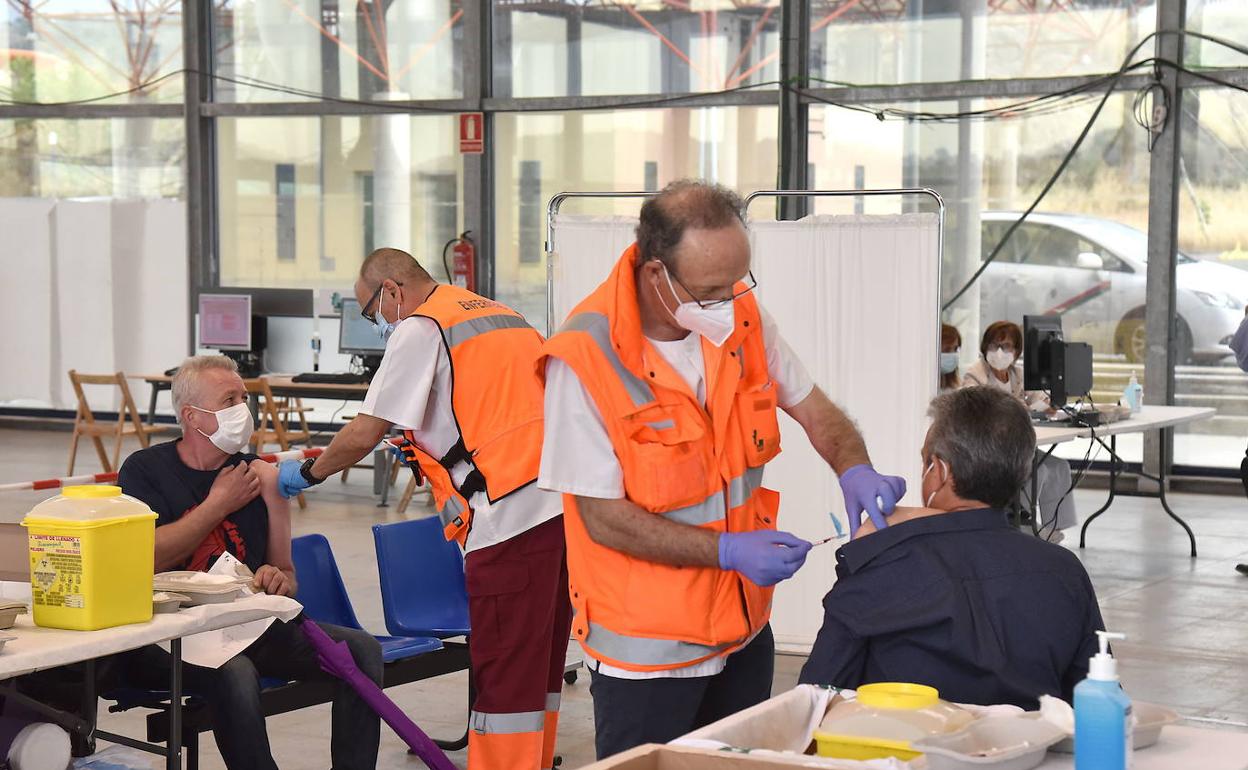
[299,458,325,486]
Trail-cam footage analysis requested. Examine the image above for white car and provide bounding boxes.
[978,212,1248,364]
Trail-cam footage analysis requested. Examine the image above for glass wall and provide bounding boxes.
[213,0,463,102]
[0,1,184,103]
[0,118,184,198]
[217,114,459,289]
[1172,86,1248,469]
[810,1,1157,85]
[493,1,781,98]
[494,105,778,320]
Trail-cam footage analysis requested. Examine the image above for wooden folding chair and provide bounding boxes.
[245,378,309,509]
[275,397,313,437]
[394,470,430,515]
[67,370,175,475]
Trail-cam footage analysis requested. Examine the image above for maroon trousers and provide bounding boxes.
[464,515,572,770]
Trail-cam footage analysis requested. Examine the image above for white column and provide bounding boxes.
[372,91,412,252]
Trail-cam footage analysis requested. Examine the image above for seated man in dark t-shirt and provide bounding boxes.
[118,355,382,770]
[799,387,1105,710]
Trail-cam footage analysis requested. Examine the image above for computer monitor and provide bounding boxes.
[339,298,387,356]
[199,294,253,351]
[1023,315,1063,393]
[1023,314,1092,408]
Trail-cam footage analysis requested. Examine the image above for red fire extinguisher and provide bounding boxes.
[443,231,476,292]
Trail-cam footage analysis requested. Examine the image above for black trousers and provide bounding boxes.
[123,620,383,770]
[1240,445,1248,499]
[588,624,775,760]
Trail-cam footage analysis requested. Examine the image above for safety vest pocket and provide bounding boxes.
[736,384,781,467]
[620,407,713,512]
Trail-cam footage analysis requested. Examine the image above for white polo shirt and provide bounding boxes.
[361,316,563,553]
[539,305,814,678]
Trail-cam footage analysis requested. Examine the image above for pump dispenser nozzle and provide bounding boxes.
[1089,631,1126,681]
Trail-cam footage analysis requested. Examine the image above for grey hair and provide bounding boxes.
[925,387,1036,508]
[172,355,239,423]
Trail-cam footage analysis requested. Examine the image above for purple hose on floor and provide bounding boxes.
[296,615,458,770]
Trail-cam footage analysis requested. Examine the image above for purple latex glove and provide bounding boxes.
[839,464,907,536]
[718,530,812,587]
[297,617,456,770]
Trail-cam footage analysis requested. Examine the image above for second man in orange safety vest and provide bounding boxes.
[538,180,907,758]
[279,248,570,770]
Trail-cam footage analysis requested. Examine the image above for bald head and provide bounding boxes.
[359,248,432,286]
[355,247,437,329]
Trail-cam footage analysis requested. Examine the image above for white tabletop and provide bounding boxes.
[0,593,302,680]
[1037,725,1248,769]
[1034,405,1216,446]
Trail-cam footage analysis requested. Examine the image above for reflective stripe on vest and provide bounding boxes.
[470,710,546,735]
[660,465,766,527]
[545,693,561,712]
[438,493,467,530]
[444,314,534,349]
[585,621,740,667]
[559,313,654,407]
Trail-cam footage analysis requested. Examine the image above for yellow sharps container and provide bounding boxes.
[21,485,157,630]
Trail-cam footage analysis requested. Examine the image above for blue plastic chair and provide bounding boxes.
[291,533,443,663]
[372,518,471,639]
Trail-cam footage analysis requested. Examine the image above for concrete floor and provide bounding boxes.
[2,426,1247,769]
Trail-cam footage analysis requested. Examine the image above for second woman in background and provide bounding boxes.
[961,320,1077,539]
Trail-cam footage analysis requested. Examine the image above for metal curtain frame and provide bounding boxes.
[544,188,947,390]
[545,191,655,336]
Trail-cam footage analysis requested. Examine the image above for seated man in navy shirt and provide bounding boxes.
[799,387,1104,709]
[118,355,382,770]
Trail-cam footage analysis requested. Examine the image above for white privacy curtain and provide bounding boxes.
[549,214,637,332]
[547,211,941,651]
[0,198,189,411]
[750,214,940,652]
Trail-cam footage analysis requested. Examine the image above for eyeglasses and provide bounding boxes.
[662,263,758,309]
[360,280,402,324]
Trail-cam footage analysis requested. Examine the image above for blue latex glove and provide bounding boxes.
[278,459,311,499]
[839,464,907,537]
[718,530,813,587]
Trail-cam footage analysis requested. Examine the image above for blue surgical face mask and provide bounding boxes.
[940,351,959,374]
[373,288,400,342]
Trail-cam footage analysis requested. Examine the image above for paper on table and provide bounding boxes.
[160,552,276,669]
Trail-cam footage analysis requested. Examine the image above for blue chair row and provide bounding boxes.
[291,533,445,662]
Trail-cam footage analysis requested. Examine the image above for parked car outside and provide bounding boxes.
[979,211,1248,364]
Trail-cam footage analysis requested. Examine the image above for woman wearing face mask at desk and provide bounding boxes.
[940,323,962,393]
[961,321,1077,539]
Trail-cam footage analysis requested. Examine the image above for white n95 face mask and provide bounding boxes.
[191,402,255,455]
[657,264,736,347]
[986,349,1015,372]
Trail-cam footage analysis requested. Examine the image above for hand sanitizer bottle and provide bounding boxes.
[1075,631,1133,770]
[1123,372,1143,413]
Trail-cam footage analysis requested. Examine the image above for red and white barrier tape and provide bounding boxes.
[0,447,324,493]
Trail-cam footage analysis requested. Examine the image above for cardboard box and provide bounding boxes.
[0,523,27,581]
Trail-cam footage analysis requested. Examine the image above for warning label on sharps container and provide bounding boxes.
[28,533,85,609]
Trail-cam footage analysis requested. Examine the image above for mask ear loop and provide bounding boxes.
[924,457,949,507]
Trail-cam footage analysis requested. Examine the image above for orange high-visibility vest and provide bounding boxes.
[540,244,783,672]
[393,285,546,546]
